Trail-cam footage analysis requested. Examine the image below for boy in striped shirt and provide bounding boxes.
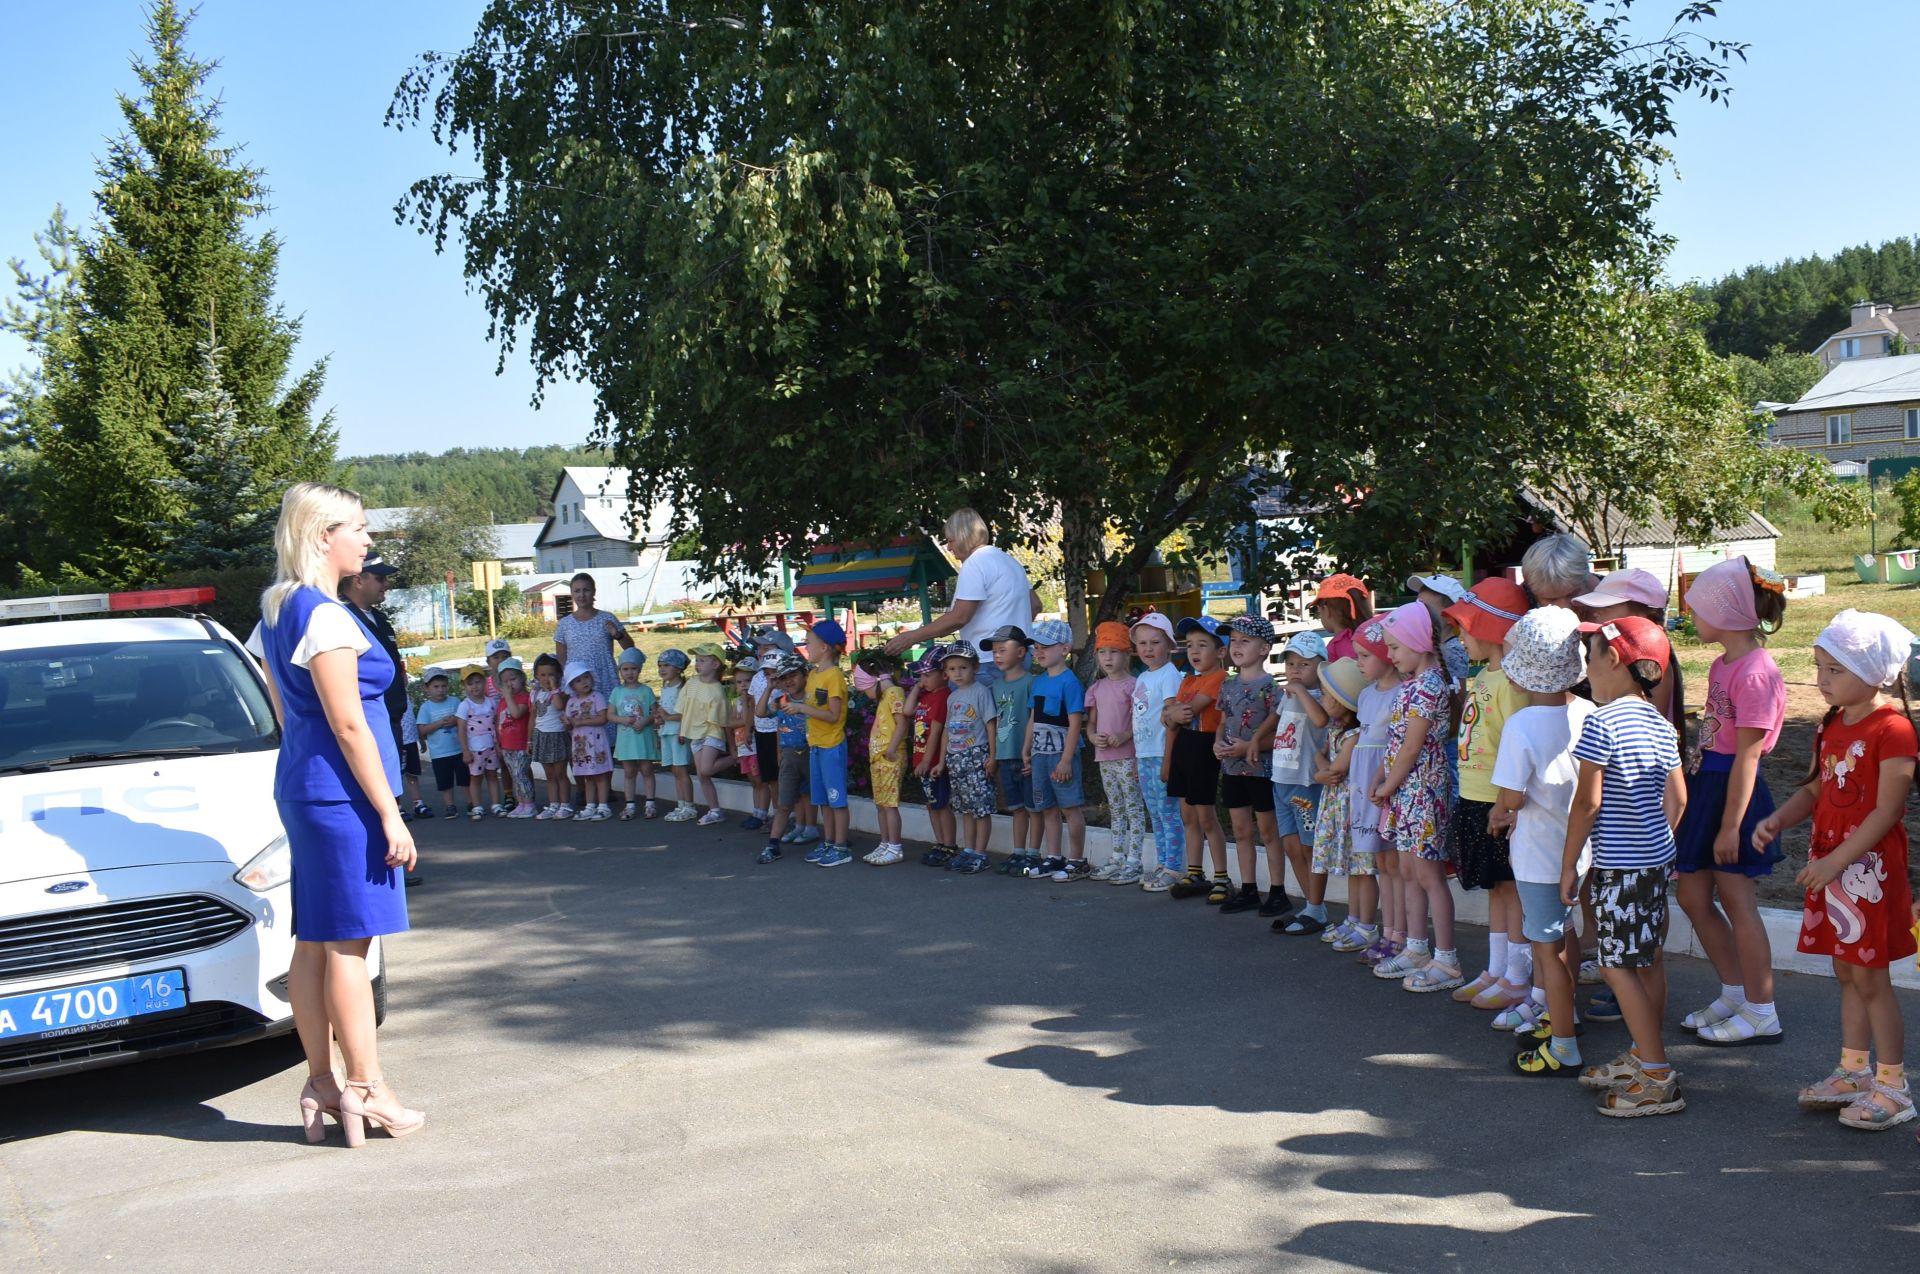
[1563,616,1689,1118]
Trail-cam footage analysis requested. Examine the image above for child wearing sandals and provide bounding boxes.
[1675,556,1790,1046]
[1371,603,1463,991]
[1563,616,1689,1116]
[855,651,909,865]
[1755,610,1918,1130]
[1130,614,1189,891]
[1348,621,1402,963]
[1492,607,1594,1077]
[609,648,658,820]
[1441,579,1534,1010]
[1311,658,1367,946]
[1088,622,1148,885]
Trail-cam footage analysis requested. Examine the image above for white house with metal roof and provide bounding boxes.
[533,467,676,573]
[1769,353,1920,463]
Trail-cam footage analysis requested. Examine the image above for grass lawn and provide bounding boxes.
[1669,516,1919,697]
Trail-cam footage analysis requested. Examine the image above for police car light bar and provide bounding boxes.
[0,587,217,622]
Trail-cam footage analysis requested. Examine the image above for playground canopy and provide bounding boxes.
[792,535,957,628]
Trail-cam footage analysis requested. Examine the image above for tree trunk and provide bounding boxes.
[1060,495,1100,651]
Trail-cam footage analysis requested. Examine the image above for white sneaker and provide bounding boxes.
[1577,958,1603,985]
[490,804,507,816]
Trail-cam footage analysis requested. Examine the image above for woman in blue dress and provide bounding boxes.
[249,482,425,1147]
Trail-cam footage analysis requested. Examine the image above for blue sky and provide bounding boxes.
[4,1,1918,459]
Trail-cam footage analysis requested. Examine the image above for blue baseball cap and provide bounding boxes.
[1029,618,1073,647]
[1175,615,1227,643]
[1284,630,1328,661]
[811,619,847,648]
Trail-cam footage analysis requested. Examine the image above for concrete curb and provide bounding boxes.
[604,772,1920,991]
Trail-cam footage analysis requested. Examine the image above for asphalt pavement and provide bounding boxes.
[4,813,1918,1273]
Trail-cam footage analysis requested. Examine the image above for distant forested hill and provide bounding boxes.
[1692,236,1920,359]
[341,445,609,521]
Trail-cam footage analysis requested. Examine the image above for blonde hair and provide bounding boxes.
[942,507,990,555]
[261,482,366,626]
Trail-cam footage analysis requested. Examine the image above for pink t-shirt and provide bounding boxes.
[1086,674,1137,762]
[1326,628,1356,663]
[1699,647,1785,756]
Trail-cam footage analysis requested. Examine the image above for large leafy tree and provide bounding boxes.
[391,0,1747,619]
[1,1,335,586]
[1517,278,1860,562]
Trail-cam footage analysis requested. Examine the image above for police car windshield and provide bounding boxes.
[0,638,278,773]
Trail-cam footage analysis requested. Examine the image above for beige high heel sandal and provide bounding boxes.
[298,1073,342,1144]
[337,1077,426,1148]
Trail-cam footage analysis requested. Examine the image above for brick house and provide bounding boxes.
[1813,300,1920,371]
[1769,353,1920,463]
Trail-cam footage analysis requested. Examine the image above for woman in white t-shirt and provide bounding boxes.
[884,508,1040,688]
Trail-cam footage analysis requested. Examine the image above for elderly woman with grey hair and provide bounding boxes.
[1519,534,1599,613]
[883,508,1041,687]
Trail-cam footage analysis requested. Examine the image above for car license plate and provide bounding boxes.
[0,968,188,1043]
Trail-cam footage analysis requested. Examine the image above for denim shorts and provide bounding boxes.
[1272,782,1321,844]
[996,760,1032,810]
[1517,879,1574,944]
[809,741,849,809]
[1029,751,1085,810]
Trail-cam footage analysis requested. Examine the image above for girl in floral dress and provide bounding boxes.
[563,662,613,820]
[1370,602,1461,992]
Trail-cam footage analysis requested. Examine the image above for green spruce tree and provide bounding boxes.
[153,327,274,571]
[8,0,335,585]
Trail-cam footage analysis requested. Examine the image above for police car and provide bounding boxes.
[0,588,383,1084]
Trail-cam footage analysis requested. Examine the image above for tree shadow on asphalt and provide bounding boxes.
[395,825,1920,1262]
[12,819,1920,1258]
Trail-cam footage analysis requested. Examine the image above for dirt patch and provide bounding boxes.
[1756,681,1920,911]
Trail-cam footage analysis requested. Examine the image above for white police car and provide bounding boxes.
[0,588,383,1084]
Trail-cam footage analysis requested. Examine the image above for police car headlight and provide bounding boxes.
[235,835,291,893]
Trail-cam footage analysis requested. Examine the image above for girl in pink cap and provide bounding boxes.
[1370,602,1462,991]
[1675,555,1789,1045]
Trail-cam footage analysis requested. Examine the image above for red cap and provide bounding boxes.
[1579,616,1669,671]
[1442,578,1531,645]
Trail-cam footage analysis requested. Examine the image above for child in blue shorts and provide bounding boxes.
[1271,631,1330,929]
[1023,620,1090,882]
[988,625,1039,874]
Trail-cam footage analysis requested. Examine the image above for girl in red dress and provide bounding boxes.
[1755,609,1918,1131]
